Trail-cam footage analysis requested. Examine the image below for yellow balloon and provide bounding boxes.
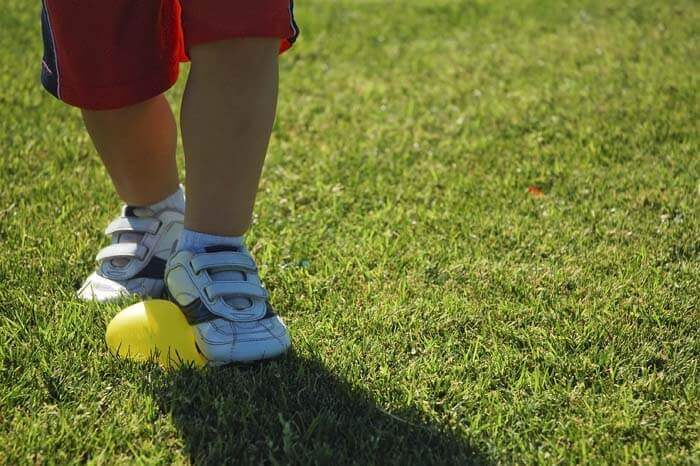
[106,299,207,369]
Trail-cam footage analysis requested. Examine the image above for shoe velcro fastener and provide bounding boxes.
[203,281,269,302]
[96,243,148,263]
[190,251,257,274]
[104,217,161,236]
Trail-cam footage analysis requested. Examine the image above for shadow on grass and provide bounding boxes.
[142,351,487,465]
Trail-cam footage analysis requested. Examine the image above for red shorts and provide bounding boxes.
[40,0,299,110]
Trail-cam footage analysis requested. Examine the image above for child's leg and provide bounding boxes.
[82,95,180,206]
[79,94,185,301]
[164,37,290,364]
[180,38,279,236]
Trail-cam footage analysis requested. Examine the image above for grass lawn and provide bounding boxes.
[1,0,698,464]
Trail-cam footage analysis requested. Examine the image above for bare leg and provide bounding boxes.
[82,95,180,206]
[181,38,279,237]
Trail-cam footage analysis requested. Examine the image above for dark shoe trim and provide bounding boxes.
[133,256,167,279]
[181,298,218,325]
[204,245,239,253]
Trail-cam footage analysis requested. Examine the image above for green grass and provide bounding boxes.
[1,0,698,464]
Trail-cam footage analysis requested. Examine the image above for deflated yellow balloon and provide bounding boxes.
[106,299,207,369]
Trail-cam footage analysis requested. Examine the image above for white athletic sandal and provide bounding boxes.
[164,244,291,365]
[78,205,184,301]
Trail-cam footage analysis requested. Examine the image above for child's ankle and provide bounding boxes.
[137,184,185,213]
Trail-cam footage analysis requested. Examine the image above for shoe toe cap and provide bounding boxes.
[195,315,291,364]
[77,273,163,302]
[78,273,128,302]
[261,313,289,339]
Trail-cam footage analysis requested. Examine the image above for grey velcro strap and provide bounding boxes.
[96,243,148,263]
[190,251,257,274]
[204,281,269,301]
[105,217,161,236]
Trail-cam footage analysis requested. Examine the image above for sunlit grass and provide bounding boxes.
[1,0,698,463]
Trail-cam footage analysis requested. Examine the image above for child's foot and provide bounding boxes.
[164,239,290,365]
[78,190,185,301]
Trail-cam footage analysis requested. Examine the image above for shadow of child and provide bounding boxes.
[141,351,488,465]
